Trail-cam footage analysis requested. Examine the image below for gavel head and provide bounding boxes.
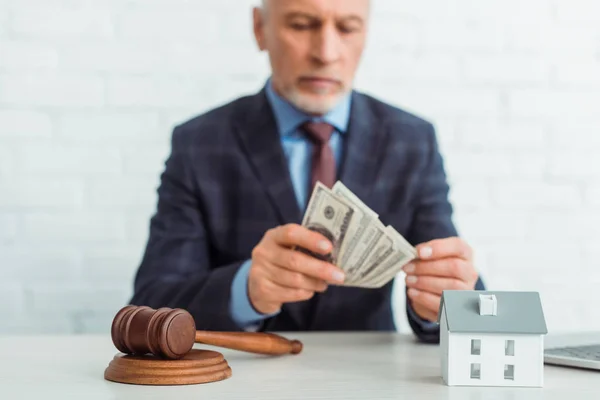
[111,305,196,360]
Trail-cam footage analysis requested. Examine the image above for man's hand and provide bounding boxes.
[248,224,346,315]
[402,237,478,323]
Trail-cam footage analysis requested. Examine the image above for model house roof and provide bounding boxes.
[437,290,548,334]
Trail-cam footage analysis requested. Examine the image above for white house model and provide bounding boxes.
[437,290,547,387]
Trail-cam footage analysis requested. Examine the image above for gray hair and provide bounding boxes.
[259,0,371,16]
[258,0,270,18]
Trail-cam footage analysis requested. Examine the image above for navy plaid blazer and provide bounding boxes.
[130,88,484,343]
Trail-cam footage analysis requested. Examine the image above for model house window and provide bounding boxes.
[470,363,481,379]
[505,340,515,356]
[471,339,481,355]
[504,364,514,380]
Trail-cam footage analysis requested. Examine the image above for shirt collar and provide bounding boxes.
[265,78,352,137]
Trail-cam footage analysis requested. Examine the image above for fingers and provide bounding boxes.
[266,267,328,293]
[416,237,472,261]
[402,258,476,283]
[270,224,333,255]
[405,274,470,295]
[402,238,476,323]
[249,223,345,314]
[255,278,317,304]
[259,224,345,284]
[407,288,440,322]
[248,260,323,314]
[272,246,346,284]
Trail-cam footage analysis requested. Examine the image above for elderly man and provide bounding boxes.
[130,0,484,343]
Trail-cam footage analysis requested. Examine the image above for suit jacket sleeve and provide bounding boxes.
[404,123,485,343]
[129,126,244,331]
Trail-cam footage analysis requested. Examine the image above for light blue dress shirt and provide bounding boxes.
[229,80,437,331]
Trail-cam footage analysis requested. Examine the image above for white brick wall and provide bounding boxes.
[1,0,600,335]
[11,7,114,38]
[0,109,53,138]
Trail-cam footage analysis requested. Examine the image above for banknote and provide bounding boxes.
[302,180,417,288]
[347,222,395,284]
[331,181,380,273]
[301,181,355,265]
[332,181,378,219]
[358,226,417,288]
[341,220,385,279]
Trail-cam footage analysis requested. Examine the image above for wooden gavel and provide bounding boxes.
[111,305,303,359]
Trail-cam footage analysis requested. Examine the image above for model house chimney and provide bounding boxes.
[479,294,497,316]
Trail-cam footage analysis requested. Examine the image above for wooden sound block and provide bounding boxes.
[104,349,232,386]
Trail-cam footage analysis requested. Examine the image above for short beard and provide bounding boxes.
[283,87,347,116]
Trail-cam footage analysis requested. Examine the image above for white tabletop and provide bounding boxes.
[1,332,600,399]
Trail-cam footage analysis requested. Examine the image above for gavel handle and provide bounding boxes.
[194,331,303,355]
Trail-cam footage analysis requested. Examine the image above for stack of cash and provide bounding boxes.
[301,181,417,288]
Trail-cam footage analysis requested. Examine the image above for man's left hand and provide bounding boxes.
[402,237,478,323]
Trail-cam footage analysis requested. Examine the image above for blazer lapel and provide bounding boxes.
[337,92,389,213]
[232,89,302,226]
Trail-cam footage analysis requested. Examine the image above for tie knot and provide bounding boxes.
[301,122,334,145]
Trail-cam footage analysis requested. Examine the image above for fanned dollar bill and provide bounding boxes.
[302,180,417,287]
[332,181,378,218]
[331,181,380,273]
[347,222,394,284]
[301,181,355,265]
[358,226,417,288]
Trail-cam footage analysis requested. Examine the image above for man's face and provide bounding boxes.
[254,0,370,115]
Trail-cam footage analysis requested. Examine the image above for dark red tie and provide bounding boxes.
[301,122,336,192]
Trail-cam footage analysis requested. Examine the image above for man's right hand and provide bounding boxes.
[248,224,346,315]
